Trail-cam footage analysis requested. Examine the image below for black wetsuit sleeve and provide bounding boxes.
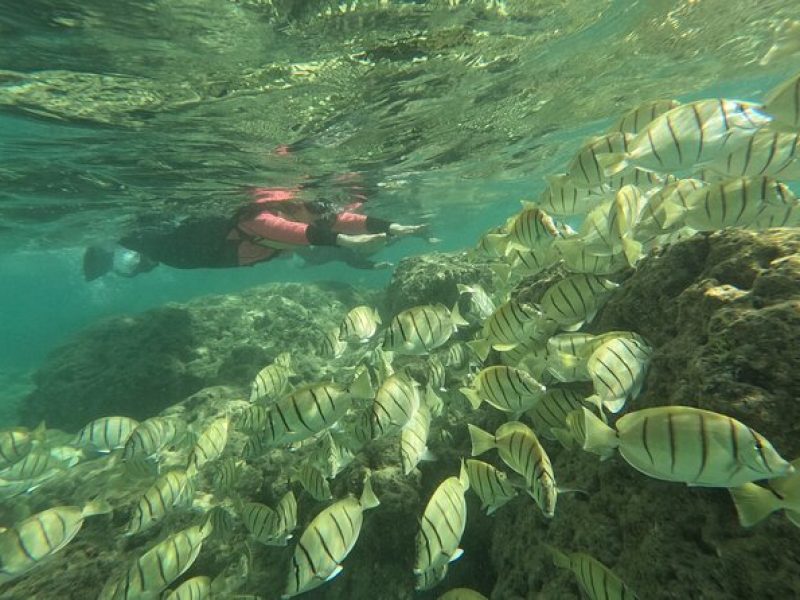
[365,216,393,234]
[305,224,340,246]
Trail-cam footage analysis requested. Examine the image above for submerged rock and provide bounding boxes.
[19,282,380,431]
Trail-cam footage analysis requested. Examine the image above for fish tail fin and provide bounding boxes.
[729,482,782,527]
[484,233,510,256]
[467,424,496,457]
[456,283,475,295]
[467,338,491,362]
[450,301,470,328]
[566,407,619,457]
[460,387,482,410]
[360,473,380,510]
[349,367,374,400]
[622,237,643,267]
[458,458,470,492]
[546,545,571,569]
[31,421,47,443]
[82,498,113,518]
[596,152,629,178]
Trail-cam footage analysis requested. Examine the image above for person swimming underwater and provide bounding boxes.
[82,188,427,281]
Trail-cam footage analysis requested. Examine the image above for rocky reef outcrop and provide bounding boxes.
[19,282,380,432]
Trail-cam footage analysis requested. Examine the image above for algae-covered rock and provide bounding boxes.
[489,229,800,600]
[386,251,494,315]
[19,282,380,431]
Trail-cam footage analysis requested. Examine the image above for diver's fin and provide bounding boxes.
[83,245,115,281]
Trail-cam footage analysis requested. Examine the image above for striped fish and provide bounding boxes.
[707,129,800,179]
[586,335,652,413]
[550,547,639,600]
[209,457,240,493]
[368,373,420,439]
[468,421,557,518]
[566,132,633,188]
[526,386,592,446]
[383,303,468,356]
[465,458,518,515]
[283,476,380,598]
[445,342,470,370]
[574,186,644,266]
[122,417,182,462]
[319,327,347,359]
[682,176,799,231]
[310,431,354,479]
[546,331,639,361]
[163,576,211,600]
[188,416,229,471]
[204,505,235,541]
[414,461,470,574]
[125,469,194,535]
[555,239,629,275]
[238,403,270,434]
[0,500,111,585]
[540,274,618,327]
[295,463,332,501]
[426,355,447,391]
[599,99,772,176]
[250,356,293,403]
[474,225,510,258]
[480,298,548,352]
[240,501,281,544]
[568,406,793,487]
[0,447,67,481]
[537,173,607,216]
[99,523,211,600]
[0,423,45,469]
[610,98,682,135]
[503,206,561,250]
[414,562,449,592]
[606,167,673,193]
[457,284,496,323]
[729,458,800,528]
[400,402,433,475]
[460,365,545,413]
[505,244,560,277]
[73,416,138,453]
[275,490,298,543]
[339,305,382,343]
[763,71,800,130]
[635,178,705,239]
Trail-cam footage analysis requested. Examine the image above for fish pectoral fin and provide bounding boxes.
[323,565,344,582]
[448,548,465,563]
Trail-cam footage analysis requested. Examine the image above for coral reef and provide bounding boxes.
[19,282,380,432]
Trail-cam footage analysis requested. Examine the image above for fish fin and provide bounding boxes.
[566,407,619,457]
[491,342,519,352]
[82,498,113,518]
[596,152,630,178]
[467,423,496,457]
[467,338,491,362]
[556,486,589,498]
[547,545,571,569]
[484,233,510,256]
[460,387,482,410]
[457,283,475,295]
[559,321,585,332]
[359,473,380,510]
[729,482,782,527]
[450,301,469,328]
[448,548,465,563]
[551,427,575,449]
[324,564,344,582]
[458,458,470,492]
[622,237,643,267]
[348,367,374,400]
[420,448,437,462]
[490,262,512,283]
[603,396,628,414]
[31,421,47,443]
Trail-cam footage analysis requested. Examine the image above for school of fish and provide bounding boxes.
[1,71,799,599]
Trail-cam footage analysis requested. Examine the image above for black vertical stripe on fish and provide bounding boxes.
[35,516,53,550]
[422,514,445,558]
[794,76,800,126]
[568,278,589,315]
[667,413,676,474]
[692,99,705,163]
[433,497,458,539]
[647,129,664,167]
[274,403,292,433]
[717,99,730,131]
[748,428,773,473]
[156,543,170,585]
[297,540,318,575]
[313,526,337,563]
[735,179,749,224]
[665,115,683,164]
[606,346,634,388]
[759,133,779,175]
[309,389,326,425]
[719,184,728,224]
[554,287,575,317]
[703,190,713,223]
[697,412,708,482]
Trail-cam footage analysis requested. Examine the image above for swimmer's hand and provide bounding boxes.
[336,233,387,254]
[389,223,427,237]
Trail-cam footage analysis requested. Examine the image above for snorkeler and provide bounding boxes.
[82,190,427,281]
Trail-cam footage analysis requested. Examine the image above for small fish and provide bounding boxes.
[122,417,182,462]
[426,355,447,391]
[400,403,433,475]
[73,416,138,453]
[125,469,194,536]
[240,501,282,545]
[565,133,633,188]
[414,461,470,574]
[383,303,468,356]
[0,423,45,469]
[763,71,800,130]
[606,167,673,193]
[526,386,593,446]
[204,505,236,541]
[163,576,212,600]
[585,335,652,414]
[460,365,545,413]
[437,589,489,600]
[479,298,550,353]
[537,173,607,216]
[706,129,800,180]
[598,99,772,176]
[567,406,793,487]
[465,458,518,516]
[283,476,380,598]
[310,431,354,479]
[339,305,382,343]
[188,416,229,471]
[445,342,470,370]
[238,403,270,434]
[468,421,557,518]
[729,457,800,527]
[540,274,619,327]
[682,176,800,231]
[0,447,68,481]
[555,239,629,275]
[294,463,333,501]
[209,457,241,493]
[99,523,212,600]
[457,283,497,323]
[550,547,640,600]
[250,356,293,403]
[505,244,560,277]
[0,500,111,585]
[474,225,510,258]
[275,490,298,543]
[319,327,347,359]
[502,206,561,250]
[368,373,421,439]
[610,99,682,135]
[634,178,705,239]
